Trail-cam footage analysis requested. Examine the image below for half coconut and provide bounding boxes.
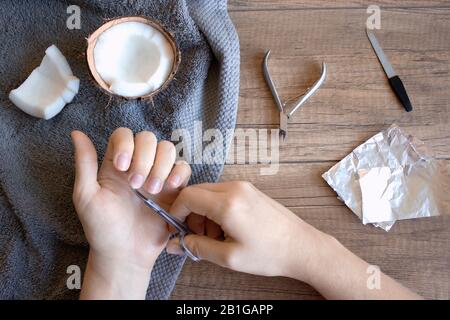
[86,16,180,99]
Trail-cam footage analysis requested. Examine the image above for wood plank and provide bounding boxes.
[237,52,450,126]
[228,123,450,164]
[218,162,450,209]
[222,162,341,208]
[229,0,450,11]
[172,163,450,299]
[172,261,322,300]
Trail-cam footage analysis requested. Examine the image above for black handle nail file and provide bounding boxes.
[367,29,414,112]
[388,76,413,112]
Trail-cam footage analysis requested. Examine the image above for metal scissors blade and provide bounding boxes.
[133,189,200,262]
[133,189,189,234]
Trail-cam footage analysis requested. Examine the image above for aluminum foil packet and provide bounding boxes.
[322,124,449,231]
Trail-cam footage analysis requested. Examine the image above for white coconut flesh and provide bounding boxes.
[93,21,174,98]
[9,45,79,120]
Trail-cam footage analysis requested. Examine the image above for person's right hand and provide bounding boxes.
[166,181,333,282]
[166,181,422,300]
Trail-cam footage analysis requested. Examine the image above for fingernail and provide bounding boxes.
[129,174,145,189]
[146,177,162,194]
[168,175,182,188]
[115,154,130,171]
[166,241,184,255]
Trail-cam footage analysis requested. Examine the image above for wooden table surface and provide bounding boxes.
[172,0,450,299]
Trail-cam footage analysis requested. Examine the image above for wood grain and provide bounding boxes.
[171,1,450,300]
[229,0,450,11]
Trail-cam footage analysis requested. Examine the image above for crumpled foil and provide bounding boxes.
[322,124,449,231]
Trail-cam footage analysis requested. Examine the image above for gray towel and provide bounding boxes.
[0,0,239,299]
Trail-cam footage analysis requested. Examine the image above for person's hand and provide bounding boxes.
[185,214,222,241]
[166,182,422,300]
[166,181,331,282]
[71,128,191,299]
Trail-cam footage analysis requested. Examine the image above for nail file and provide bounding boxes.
[366,29,413,112]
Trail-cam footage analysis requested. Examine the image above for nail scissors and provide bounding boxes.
[133,189,200,262]
[262,50,327,141]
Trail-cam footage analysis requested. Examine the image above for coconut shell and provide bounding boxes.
[86,16,181,100]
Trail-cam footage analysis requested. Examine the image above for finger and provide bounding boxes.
[187,213,205,235]
[71,131,100,200]
[144,140,176,194]
[169,186,223,223]
[166,235,234,268]
[104,127,134,172]
[166,160,191,189]
[128,131,157,189]
[206,219,222,239]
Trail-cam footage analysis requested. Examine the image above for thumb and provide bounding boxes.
[167,234,234,268]
[71,131,100,201]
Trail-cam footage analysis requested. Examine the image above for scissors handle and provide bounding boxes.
[180,233,201,262]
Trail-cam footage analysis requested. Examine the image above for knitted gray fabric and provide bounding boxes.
[0,0,239,299]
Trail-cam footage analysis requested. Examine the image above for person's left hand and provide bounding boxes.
[71,128,191,299]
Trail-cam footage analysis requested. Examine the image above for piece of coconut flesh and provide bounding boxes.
[93,21,174,98]
[9,45,79,120]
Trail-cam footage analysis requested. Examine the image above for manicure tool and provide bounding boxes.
[133,189,200,262]
[366,29,413,112]
[262,50,327,141]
